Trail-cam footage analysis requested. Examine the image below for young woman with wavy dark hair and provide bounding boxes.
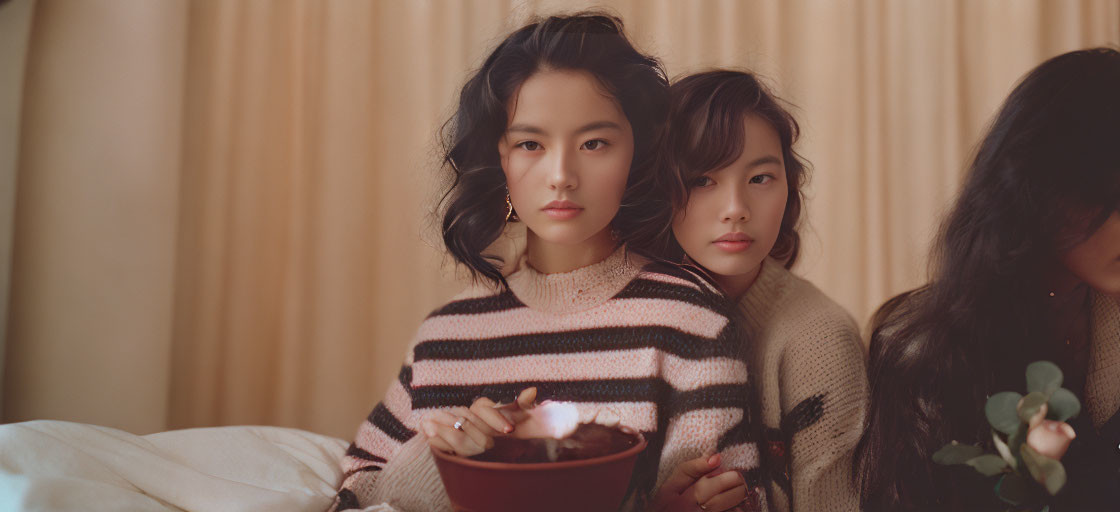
[856,47,1120,511]
[652,70,868,512]
[331,13,767,512]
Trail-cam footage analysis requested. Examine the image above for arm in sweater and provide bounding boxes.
[644,264,766,507]
[656,358,765,510]
[780,321,868,512]
[331,361,419,511]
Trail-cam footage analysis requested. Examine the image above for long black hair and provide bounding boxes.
[661,69,809,268]
[438,12,672,287]
[856,47,1120,510]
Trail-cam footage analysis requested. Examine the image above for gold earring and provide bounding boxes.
[505,193,518,222]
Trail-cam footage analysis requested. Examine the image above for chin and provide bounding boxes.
[697,254,758,279]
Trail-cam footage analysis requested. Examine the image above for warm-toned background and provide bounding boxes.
[1,0,1117,440]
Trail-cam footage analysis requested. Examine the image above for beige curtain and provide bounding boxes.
[0,0,37,417]
[3,0,1117,439]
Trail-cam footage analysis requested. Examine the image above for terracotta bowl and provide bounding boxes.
[431,432,647,512]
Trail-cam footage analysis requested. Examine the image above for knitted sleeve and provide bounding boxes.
[655,346,765,510]
[780,317,868,512]
[330,359,419,511]
[638,263,766,510]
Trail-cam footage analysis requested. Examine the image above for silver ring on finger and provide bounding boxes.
[453,417,467,431]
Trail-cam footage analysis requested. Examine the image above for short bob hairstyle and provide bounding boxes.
[438,12,672,287]
[662,70,809,268]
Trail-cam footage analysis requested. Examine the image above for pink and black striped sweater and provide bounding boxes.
[333,246,764,511]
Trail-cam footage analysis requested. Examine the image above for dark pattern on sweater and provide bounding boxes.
[368,403,416,444]
[409,379,751,417]
[427,290,524,317]
[413,326,740,362]
[335,489,361,511]
[613,277,727,312]
[397,365,412,392]
[345,443,387,463]
[766,393,827,500]
[780,393,825,435]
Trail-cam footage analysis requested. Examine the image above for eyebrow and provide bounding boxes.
[746,156,783,168]
[507,120,624,136]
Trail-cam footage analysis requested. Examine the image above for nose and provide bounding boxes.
[721,186,750,223]
[546,148,578,190]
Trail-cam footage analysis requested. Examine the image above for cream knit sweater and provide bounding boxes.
[1086,290,1120,430]
[737,258,868,512]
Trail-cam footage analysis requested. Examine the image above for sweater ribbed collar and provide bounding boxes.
[506,244,640,314]
[736,257,791,334]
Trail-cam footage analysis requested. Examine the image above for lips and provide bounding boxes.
[542,200,583,220]
[713,232,753,253]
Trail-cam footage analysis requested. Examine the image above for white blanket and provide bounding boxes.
[0,420,395,512]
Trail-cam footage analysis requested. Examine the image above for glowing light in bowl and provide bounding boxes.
[512,401,580,439]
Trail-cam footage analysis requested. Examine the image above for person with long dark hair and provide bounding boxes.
[856,47,1120,511]
[331,13,765,512]
[652,70,867,512]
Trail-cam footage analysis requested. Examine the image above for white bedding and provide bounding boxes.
[0,420,395,511]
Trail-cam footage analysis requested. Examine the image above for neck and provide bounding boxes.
[713,263,763,300]
[526,227,618,274]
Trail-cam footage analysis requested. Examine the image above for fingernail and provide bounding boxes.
[505,425,514,433]
[707,454,720,466]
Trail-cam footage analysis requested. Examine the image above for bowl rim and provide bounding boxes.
[430,431,647,471]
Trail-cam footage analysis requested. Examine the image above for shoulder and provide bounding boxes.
[610,259,737,326]
[613,259,739,347]
[768,269,861,343]
[757,271,866,385]
[626,259,728,305]
[424,280,523,319]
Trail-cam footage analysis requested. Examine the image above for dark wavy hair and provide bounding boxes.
[856,47,1120,510]
[437,12,671,287]
[658,69,809,268]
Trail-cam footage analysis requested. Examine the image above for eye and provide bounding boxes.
[749,174,774,185]
[516,141,541,151]
[581,139,608,150]
[692,176,715,188]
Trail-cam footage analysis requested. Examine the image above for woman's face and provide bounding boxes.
[672,115,788,282]
[498,69,634,248]
[1063,209,1120,297]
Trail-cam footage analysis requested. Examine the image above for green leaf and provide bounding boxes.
[986,391,1024,435]
[1007,422,1026,454]
[933,442,985,465]
[1020,444,1068,496]
[1026,361,1063,394]
[965,454,1009,476]
[1047,387,1081,422]
[1041,460,1067,496]
[1017,391,1049,423]
[992,431,1017,469]
[994,472,1031,506]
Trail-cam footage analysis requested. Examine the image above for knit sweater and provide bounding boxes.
[332,246,765,511]
[737,258,868,512]
[1086,290,1120,431]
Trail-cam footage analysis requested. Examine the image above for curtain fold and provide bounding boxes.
[4,0,187,433]
[3,0,1117,438]
[0,0,37,418]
